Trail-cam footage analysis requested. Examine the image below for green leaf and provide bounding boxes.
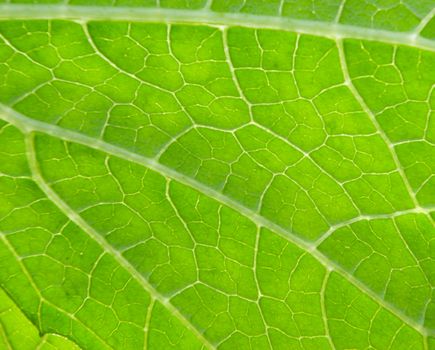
[0,1,434,349]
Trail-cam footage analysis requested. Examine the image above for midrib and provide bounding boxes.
[0,5,434,52]
[0,104,431,339]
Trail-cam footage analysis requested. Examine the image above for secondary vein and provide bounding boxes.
[24,131,215,350]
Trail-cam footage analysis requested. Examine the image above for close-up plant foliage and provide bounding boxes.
[0,0,434,349]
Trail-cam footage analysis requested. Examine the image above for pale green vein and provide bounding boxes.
[35,334,50,350]
[143,299,155,350]
[320,271,335,350]
[414,8,435,36]
[314,208,430,247]
[0,321,12,350]
[0,104,431,338]
[0,6,433,52]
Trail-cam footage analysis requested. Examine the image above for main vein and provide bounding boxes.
[0,5,434,51]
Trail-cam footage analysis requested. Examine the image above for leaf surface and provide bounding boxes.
[0,1,434,349]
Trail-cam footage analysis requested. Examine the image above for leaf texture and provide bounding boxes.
[0,1,434,349]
